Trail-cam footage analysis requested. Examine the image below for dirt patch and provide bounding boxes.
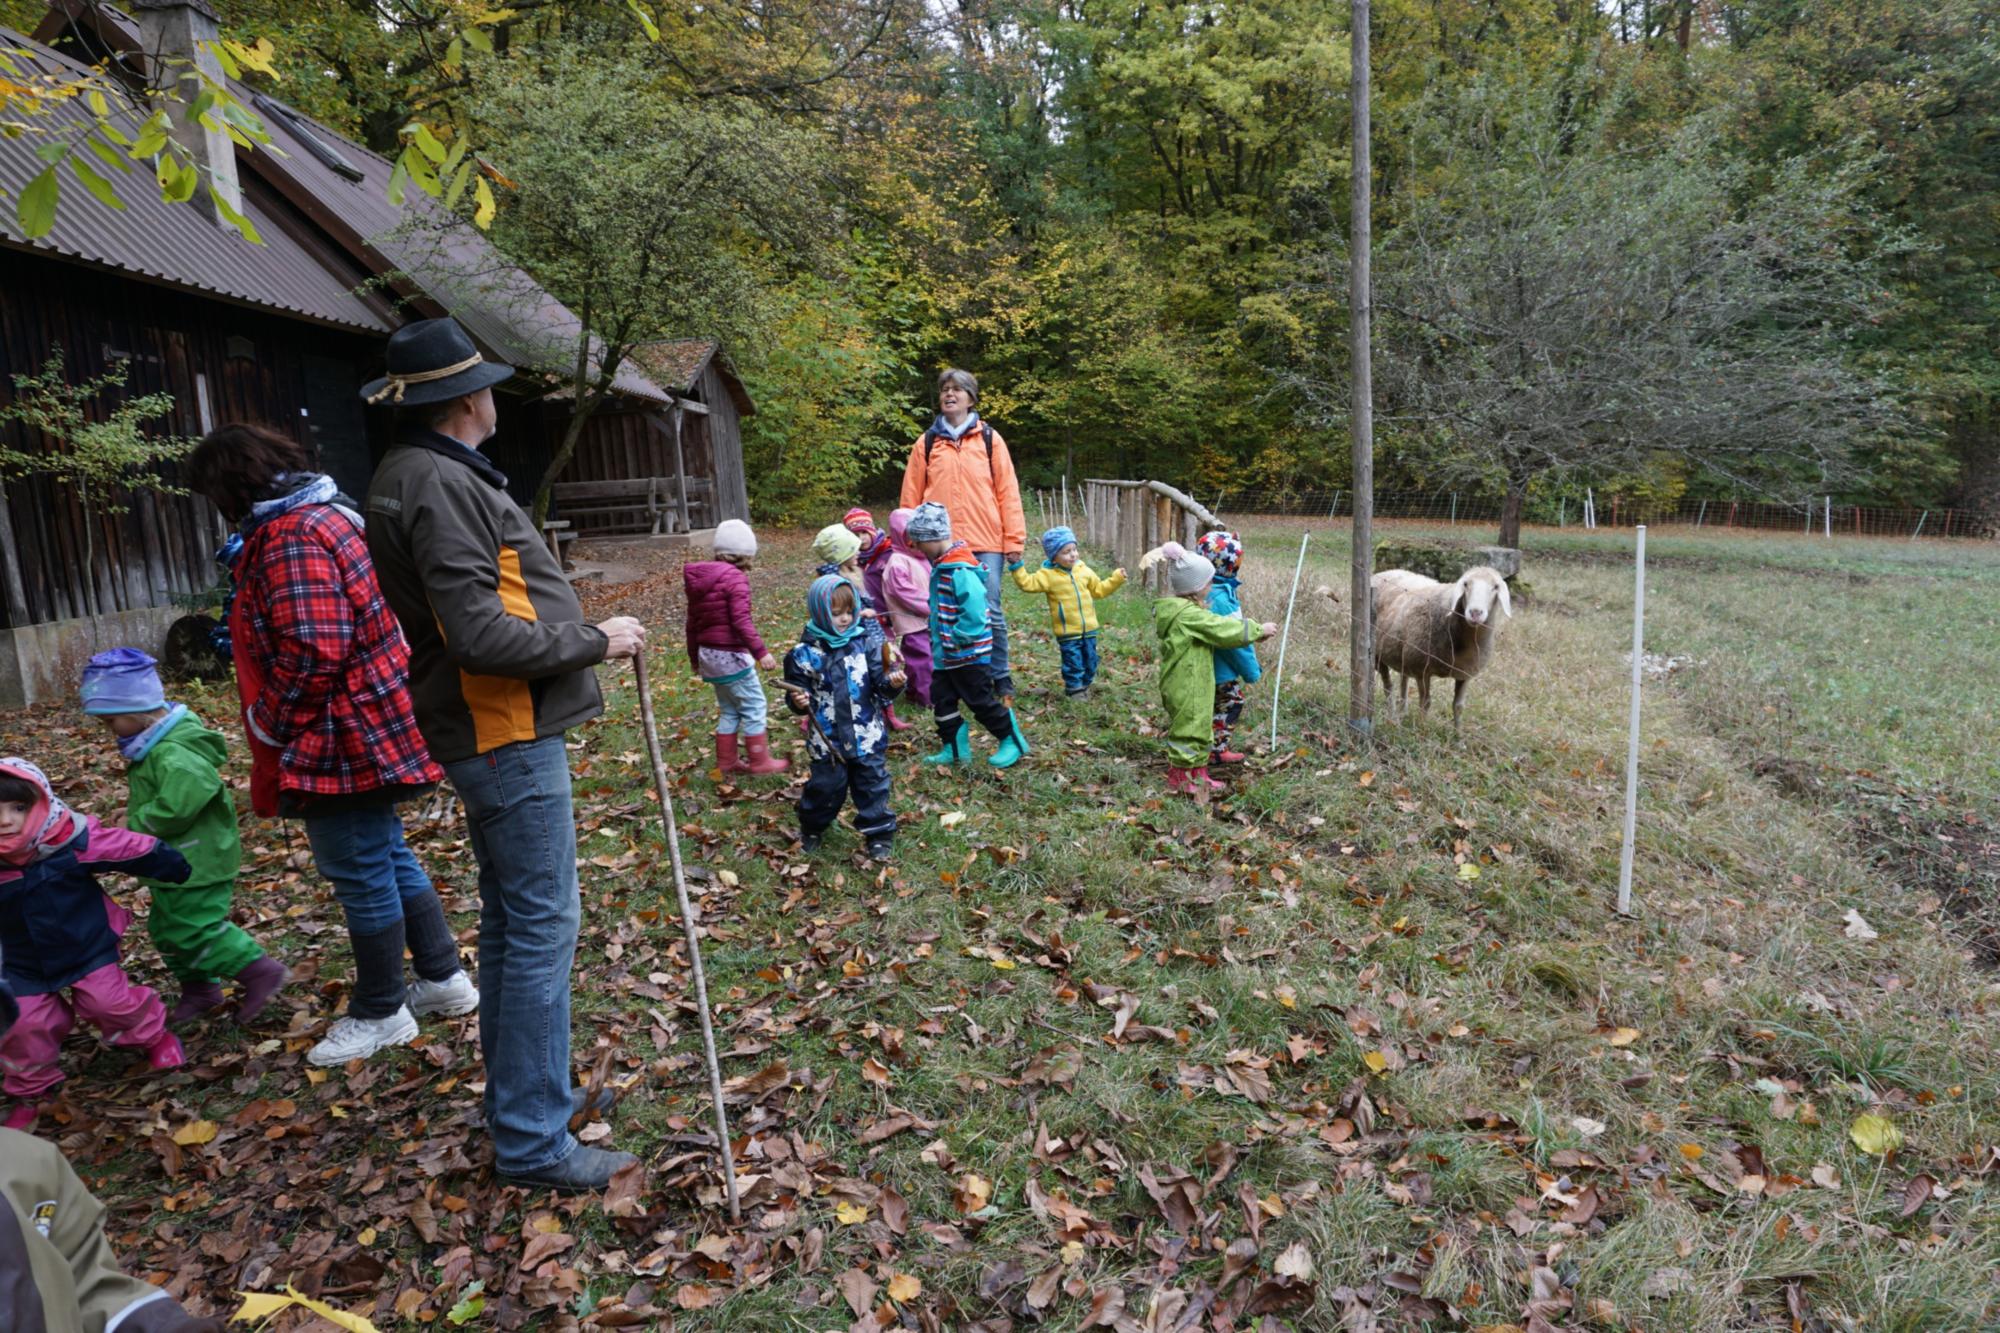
[1839,778,2000,964]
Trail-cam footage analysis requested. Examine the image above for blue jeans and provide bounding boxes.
[1058,634,1099,693]
[974,551,1014,695]
[303,806,436,936]
[443,734,581,1175]
[708,673,768,735]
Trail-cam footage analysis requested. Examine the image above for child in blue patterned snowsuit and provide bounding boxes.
[783,575,905,860]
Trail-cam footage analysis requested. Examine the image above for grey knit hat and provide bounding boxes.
[907,501,952,543]
[712,518,757,558]
[1163,542,1215,597]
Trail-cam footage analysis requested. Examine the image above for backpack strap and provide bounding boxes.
[922,424,1000,484]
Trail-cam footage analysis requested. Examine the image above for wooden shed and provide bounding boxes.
[0,2,721,703]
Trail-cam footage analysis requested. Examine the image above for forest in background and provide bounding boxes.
[11,0,1991,525]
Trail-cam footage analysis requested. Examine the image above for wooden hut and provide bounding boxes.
[0,1,751,702]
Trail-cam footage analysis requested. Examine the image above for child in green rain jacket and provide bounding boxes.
[81,651,287,1027]
[1139,543,1274,801]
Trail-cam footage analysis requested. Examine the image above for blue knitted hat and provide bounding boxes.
[1040,526,1078,562]
[80,648,166,715]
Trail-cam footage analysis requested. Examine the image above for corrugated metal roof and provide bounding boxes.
[240,94,668,404]
[0,30,392,333]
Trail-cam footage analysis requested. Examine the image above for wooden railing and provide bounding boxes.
[1082,480,1224,591]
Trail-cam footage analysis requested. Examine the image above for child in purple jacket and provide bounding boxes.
[683,520,789,778]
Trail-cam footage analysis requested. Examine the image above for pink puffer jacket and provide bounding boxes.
[682,560,767,667]
[881,509,933,639]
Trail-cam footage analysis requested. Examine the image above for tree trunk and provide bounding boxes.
[533,299,599,527]
[534,403,594,527]
[1497,482,1527,549]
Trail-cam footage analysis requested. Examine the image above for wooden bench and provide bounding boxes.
[548,479,680,536]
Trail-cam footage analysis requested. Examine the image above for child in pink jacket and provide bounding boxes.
[0,758,189,1130]
[881,508,934,708]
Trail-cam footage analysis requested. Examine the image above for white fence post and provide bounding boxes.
[1268,532,1311,750]
[1911,510,1928,540]
[1616,524,1647,916]
[1824,495,1832,538]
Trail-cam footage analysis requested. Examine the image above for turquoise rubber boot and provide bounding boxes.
[923,727,972,765]
[989,712,1031,768]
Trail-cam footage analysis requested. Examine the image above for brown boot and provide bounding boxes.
[740,731,789,775]
[714,732,747,775]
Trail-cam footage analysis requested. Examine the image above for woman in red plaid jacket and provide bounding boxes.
[187,425,479,1068]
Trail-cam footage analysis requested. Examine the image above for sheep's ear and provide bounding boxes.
[1495,579,1513,619]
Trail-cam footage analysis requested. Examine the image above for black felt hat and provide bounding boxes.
[361,317,515,406]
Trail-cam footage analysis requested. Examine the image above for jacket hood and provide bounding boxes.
[154,711,228,767]
[888,508,916,555]
[934,540,980,569]
[0,758,81,866]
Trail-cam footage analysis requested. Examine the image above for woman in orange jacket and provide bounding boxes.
[899,368,1027,699]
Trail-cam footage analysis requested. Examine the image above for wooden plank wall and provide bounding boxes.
[0,253,362,629]
[702,364,751,524]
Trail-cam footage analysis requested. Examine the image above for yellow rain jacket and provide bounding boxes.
[1012,560,1126,638]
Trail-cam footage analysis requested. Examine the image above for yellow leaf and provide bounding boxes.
[232,1286,381,1332]
[1060,1240,1085,1264]
[886,1272,922,1302]
[716,869,739,887]
[1607,1027,1641,1048]
[1275,984,1297,1010]
[1679,1143,1704,1161]
[1849,1113,1903,1157]
[1457,862,1481,881]
[358,1227,377,1246]
[173,1119,219,1146]
[1357,770,1375,787]
[990,957,1016,970]
[1362,1051,1388,1075]
[835,1201,870,1225]
[939,811,967,828]
[472,175,495,229]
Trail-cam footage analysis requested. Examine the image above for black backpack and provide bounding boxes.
[923,422,998,483]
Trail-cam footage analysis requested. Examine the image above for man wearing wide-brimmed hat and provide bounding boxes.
[364,318,647,1193]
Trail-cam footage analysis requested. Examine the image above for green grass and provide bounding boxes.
[7,516,1997,1330]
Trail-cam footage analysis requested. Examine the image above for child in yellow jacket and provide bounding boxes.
[1009,526,1126,697]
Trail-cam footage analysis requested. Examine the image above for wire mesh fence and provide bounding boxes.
[1174,488,1996,540]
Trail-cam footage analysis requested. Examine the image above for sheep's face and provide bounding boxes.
[1456,570,1511,627]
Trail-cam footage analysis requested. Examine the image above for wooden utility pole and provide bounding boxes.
[1348,0,1376,735]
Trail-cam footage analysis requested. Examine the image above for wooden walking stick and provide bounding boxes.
[630,650,742,1222]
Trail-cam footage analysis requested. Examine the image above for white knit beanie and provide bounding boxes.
[1153,541,1214,596]
[712,518,757,558]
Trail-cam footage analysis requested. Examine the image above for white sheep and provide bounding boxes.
[1370,566,1512,727]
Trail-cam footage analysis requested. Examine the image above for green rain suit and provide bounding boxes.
[124,713,264,983]
[1152,596,1269,767]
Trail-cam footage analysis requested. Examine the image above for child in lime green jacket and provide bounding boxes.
[1139,544,1274,800]
[1009,526,1126,696]
[81,650,286,1027]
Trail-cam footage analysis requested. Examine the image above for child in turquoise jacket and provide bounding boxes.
[1195,531,1261,764]
[1140,542,1274,800]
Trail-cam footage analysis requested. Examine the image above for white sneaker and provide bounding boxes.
[408,971,480,1018]
[307,1006,419,1066]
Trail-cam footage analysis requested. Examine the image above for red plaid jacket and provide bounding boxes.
[229,502,442,816]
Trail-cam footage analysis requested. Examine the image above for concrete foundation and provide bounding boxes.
[0,607,185,708]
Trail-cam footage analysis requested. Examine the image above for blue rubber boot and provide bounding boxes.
[923,727,971,765]
[989,712,1031,769]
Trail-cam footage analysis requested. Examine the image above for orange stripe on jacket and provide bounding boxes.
[458,546,540,753]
